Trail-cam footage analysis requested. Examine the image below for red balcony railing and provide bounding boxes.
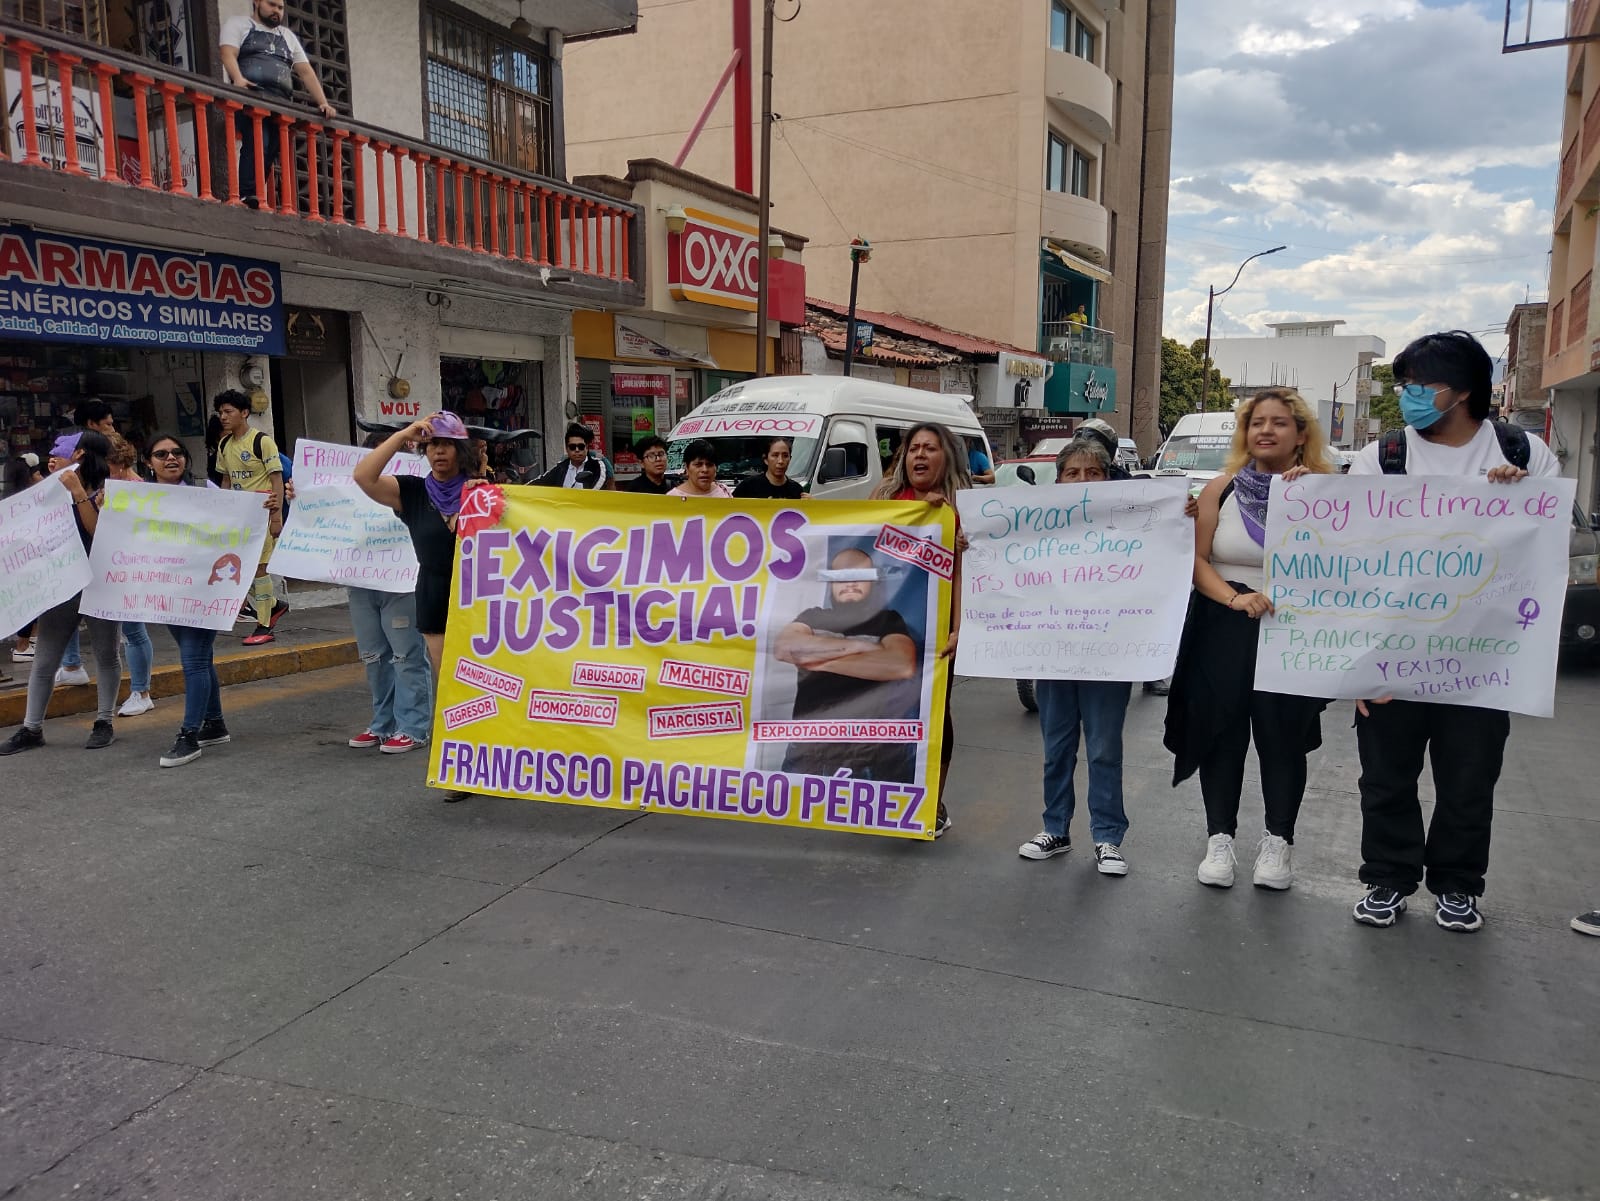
[1571,272,1591,346]
[0,22,636,284]
[1561,136,1579,203]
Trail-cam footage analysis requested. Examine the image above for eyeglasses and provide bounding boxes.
[567,442,589,451]
[642,450,667,461]
[150,449,187,460]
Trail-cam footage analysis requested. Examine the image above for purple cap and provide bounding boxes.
[50,432,81,459]
[425,411,469,439]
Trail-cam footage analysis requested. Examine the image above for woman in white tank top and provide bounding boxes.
[1162,389,1337,892]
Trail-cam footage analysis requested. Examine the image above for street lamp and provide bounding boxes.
[1199,244,1286,413]
[842,237,872,378]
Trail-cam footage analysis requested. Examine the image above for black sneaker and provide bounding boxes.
[84,720,115,750]
[0,726,45,756]
[1435,892,1484,932]
[1018,831,1071,860]
[933,802,951,839]
[1353,886,1408,927]
[266,600,289,629]
[196,719,231,747]
[160,730,202,768]
[1094,843,1129,876]
[1571,910,1600,937]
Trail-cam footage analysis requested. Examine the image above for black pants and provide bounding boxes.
[236,107,282,205]
[1200,687,1324,842]
[1356,700,1510,897]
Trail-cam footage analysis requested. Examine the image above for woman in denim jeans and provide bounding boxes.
[142,435,238,768]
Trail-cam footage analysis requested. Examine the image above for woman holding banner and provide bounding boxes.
[0,431,123,757]
[1164,388,1335,891]
[873,422,969,838]
[139,435,235,768]
[107,435,157,720]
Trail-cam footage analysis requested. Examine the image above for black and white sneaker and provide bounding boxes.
[933,803,952,839]
[160,730,202,768]
[1571,910,1600,937]
[196,718,231,747]
[1018,831,1070,860]
[1353,886,1408,927]
[1094,843,1128,876]
[1435,892,1484,932]
[0,726,45,756]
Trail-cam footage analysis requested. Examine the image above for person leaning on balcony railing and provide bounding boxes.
[220,0,337,209]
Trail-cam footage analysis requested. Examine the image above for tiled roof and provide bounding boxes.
[804,305,961,367]
[805,297,1042,360]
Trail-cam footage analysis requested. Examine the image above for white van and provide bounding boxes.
[1152,411,1238,483]
[667,377,992,500]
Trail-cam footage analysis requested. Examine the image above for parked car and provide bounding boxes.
[1564,503,1600,657]
[993,457,1049,487]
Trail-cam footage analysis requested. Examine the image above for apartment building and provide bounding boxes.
[1208,320,1385,450]
[561,0,1176,450]
[1,0,642,474]
[1543,0,1600,509]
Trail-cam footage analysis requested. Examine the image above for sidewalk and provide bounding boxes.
[0,585,357,727]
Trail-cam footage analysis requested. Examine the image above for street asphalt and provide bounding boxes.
[2,658,1597,1200]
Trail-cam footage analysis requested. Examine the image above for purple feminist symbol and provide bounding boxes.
[1517,598,1541,629]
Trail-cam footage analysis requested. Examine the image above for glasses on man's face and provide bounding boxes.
[151,449,187,460]
[643,450,667,461]
[567,442,589,452]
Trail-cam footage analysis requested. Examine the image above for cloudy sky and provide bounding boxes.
[1164,0,1568,366]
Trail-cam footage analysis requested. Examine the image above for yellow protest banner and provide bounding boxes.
[428,488,955,839]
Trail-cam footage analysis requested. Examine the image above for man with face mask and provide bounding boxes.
[773,547,922,782]
[1346,331,1559,934]
[220,0,338,209]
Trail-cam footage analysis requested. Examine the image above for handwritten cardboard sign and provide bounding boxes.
[293,437,426,485]
[1255,474,1576,717]
[80,481,268,630]
[0,480,92,634]
[954,478,1194,681]
[267,483,419,593]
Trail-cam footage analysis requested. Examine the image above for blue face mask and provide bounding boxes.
[1399,382,1458,431]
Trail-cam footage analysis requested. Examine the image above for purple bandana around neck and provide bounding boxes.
[425,472,465,516]
[1232,463,1272,547]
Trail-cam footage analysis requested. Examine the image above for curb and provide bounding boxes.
[0,638,359,727]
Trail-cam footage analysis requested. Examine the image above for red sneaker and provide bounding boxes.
[241,627,275,646]
[348,729,383,749]
[266,600,290,629]
[380,733,421,754]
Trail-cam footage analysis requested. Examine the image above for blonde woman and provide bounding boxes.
[872,422,970,837]
[1164,389,1335,890]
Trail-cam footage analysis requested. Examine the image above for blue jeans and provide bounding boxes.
[122,622,152,693]
[348,587,433,742]
[61,627,81,670]
[165,624,222,731]
[1036,679,1132,845]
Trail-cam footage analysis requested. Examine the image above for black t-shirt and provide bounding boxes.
[395,475,459,577]
[734,474,804,500]
[623,473,672,495]
[788,606,920,719]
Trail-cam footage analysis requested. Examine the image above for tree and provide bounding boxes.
[1159,337,1231,432]
[1367,362,1402,433]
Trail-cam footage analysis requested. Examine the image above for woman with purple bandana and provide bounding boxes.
[1163,389,1336,892]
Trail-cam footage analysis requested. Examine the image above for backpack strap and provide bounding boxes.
[1491,421,1530,470]
[1378,428,1407,475]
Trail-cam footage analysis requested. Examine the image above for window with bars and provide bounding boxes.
[1,0,108,42]
[286,0,350,112]
[423,1,553,175]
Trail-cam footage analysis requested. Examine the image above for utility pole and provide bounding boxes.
[754,0,775,377]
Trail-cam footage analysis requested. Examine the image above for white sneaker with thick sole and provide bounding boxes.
[117,691,155,717]
[1252,833,1293,890]
[1198,833,1236,888]
[55,666,91,686]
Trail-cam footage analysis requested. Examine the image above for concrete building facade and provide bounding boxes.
[1208,320,1385,450]
[560,0,1176,451]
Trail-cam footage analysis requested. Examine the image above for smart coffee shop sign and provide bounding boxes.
[667,208,759,312]
[0,228,285,355]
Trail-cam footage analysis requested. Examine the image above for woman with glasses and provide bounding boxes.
[623,435,672,495]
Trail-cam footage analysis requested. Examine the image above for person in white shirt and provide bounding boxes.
[533,423,614,489]
[219,0,337,208]
[1346,331,1561,935]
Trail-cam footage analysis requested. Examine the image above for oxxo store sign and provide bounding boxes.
[1046,362,1116,415]
[667,208,760,312]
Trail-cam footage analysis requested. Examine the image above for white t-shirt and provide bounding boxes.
[220,15,310,65]
[1348,422,1561,479]
[1209,493,1265,591]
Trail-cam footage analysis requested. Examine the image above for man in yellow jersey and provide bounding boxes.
[213,390,287,645]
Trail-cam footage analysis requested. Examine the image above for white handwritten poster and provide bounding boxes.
[0,480,92,634]
[1255,474,1576,718]
[80,482,268,630]
[294,438,426,485]
[955,478,1194,681]
[268,484,419,592]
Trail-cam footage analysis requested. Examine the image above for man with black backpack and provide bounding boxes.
[1346,331,1560,933]
[214,390,287,646]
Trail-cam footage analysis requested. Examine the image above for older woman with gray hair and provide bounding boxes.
[1017,434,1135,876]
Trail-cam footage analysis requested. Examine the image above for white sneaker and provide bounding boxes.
[1197,833,1236,888]
[55,665,90,686]
[1253,833,1293,890]
[118,691,155,717]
